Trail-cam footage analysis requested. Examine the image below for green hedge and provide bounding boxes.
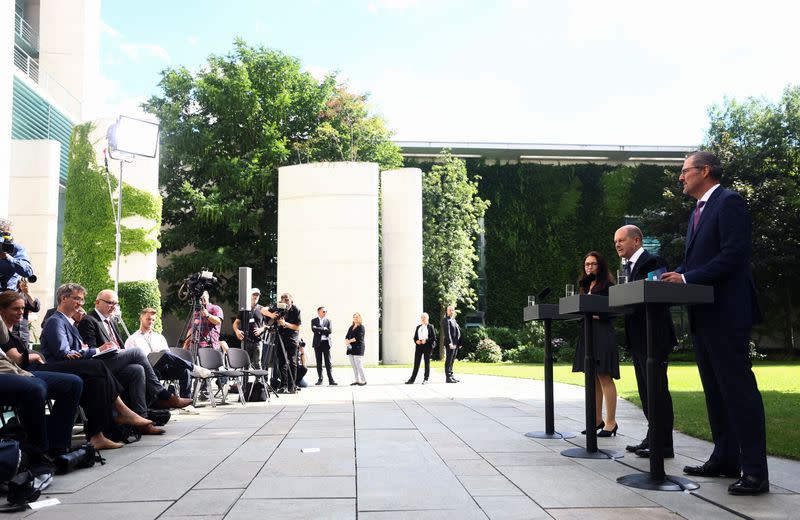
[118,280,162,333]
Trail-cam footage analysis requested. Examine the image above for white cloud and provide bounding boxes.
[186,35,199,46]
[119,43,172,64]
[304,64,331,82]
[100,20,121,39]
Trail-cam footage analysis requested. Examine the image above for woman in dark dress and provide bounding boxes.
[572,250,620,437]
[345,313,366,386]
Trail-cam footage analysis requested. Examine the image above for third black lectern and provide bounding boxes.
[610,280,712,491]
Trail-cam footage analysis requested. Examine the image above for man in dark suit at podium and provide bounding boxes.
[662,151,768,495]
[614,225,676,459]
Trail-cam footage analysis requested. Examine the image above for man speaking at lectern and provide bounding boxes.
[614,225,675,460]
[661,150,768,495]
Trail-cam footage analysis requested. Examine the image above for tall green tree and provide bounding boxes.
[422,152,489,355]
[144,40,401,312]
[646,85,800,352]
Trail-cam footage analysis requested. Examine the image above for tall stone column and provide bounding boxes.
[278,162,380,367]
[0,1,15,218]
[381,168,423,364]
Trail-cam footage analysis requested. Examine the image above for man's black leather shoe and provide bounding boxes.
[315,379,323,386]
[626,440,647,453]
[728,475,769,495]
[635,448,674,458]
[683,461,740,478]
[405,380,414,384]
[446,378,457,383]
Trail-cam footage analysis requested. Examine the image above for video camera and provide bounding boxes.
[178,269,218,302]
[1,232,16,256]
[267,301,289,319]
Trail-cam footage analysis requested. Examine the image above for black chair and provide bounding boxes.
[226,348,272,402]
[196,348,245,406]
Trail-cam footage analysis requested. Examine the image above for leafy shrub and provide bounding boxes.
[467,338,502,363]
[484,326,520,350]
[504,343,545,363]
[552,338,576,364]
[460,326,488,359]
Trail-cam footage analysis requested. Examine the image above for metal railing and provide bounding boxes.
[13,44,82,120]
[14,12,39,50]
[13,43,38,82]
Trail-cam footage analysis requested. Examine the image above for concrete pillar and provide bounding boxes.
[0,1,15,218]
[381,168,423,364]
[278,162,380,367]
[9,140,62,326]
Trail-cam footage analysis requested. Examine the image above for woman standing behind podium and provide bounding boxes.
[572,250,620,437]
[345,313,366,386]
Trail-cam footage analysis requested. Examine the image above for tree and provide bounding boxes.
[644,85,800,352]
[421,151,489,357]
[143,40,401,313]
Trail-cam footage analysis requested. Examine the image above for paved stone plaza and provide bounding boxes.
[9,368,799,519]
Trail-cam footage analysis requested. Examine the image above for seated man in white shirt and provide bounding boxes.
[125,308,211,399]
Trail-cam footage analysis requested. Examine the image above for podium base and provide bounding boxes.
[617,472,700,491]
[526,430,577,440]
[560,447,622,459]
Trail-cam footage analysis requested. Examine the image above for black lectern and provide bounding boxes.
[558,294,625,460]
[522,304,577,440]
[610,280,712,491]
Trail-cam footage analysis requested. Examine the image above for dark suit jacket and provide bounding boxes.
[345,324,365,356]
[623,250,677,357]
[441,316,462,347]
[40,310,96,361]
[311,317,332,350]
[77,309,124,349]
[676,187,761,333]
[413,323,437,349]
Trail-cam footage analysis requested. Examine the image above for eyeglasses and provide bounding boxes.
[680,166,702,175]
[99,299,119,306]
[584,262,598,267]
[70,296,85,303]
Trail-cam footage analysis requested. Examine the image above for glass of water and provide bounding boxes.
[565,284,575,297]
[617,269,628,284]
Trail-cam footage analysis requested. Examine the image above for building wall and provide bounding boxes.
[381,168,423,364]
[1,1,15,217]
[277,162,380,367]
[9,139,60,321]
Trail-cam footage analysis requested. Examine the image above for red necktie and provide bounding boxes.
[105,320,120,347]
[692,200,706,231]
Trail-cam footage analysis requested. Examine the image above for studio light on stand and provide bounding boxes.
[105,115,160,296]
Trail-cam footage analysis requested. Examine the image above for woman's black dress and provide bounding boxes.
[571,284,620,379]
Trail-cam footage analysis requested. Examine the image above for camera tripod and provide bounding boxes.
[263,320,298,394]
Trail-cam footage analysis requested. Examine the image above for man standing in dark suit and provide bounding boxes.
[614,225,676,459]
[310,306,336,386]
[662,150,768,495]
[406,312,437,384]
[441,305,461,383]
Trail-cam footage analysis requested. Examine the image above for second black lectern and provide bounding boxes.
[558,294,625,460]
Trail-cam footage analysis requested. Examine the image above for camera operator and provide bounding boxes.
[0,218,33,292]
[262,292,301,394]
[12,277,39,348]
[233,288,266,369]
[183,291,226,353]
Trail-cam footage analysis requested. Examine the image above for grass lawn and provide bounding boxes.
[386,360,800,460]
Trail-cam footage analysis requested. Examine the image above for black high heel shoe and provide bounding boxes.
[597,424,618,437]
[580,420,604,435]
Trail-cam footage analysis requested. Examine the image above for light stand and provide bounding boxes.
[105,115,160,294]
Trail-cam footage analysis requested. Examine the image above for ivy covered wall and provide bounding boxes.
[62,122,163,331]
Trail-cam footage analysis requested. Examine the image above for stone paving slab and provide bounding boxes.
[11,367,798,519]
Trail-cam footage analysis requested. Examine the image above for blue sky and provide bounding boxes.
[99,0,800,146]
